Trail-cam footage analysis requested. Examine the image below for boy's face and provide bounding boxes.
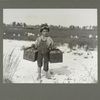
[41,29,49,36]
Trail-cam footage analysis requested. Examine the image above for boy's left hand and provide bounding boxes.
[31,44,35,48]
[20,46,25,50]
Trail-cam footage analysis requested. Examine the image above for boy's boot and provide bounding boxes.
[45,71,51,79]
[37,67,41,80]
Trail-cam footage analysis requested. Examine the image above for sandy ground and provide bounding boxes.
[3,39,98,84]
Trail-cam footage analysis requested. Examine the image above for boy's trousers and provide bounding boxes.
[37,52,49,71]
[37,39,49,72]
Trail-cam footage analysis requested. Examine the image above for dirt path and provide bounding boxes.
[3,40,97,83]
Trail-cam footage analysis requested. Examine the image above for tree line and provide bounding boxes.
[3,22,97,30]
[3,22,97,50]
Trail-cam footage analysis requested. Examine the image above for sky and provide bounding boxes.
[3,9,97,27]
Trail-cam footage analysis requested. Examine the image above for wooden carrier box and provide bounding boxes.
[23,48,63,63]
[49,49,63,63]
[23,48,38,62]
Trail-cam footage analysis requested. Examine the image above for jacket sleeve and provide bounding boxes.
[34,37,40,48]
[47,37,54,49]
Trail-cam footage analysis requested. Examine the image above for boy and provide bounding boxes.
[22,24,54,80]
[35,24,54,80]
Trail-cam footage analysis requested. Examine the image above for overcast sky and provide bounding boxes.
[3,9,97,27]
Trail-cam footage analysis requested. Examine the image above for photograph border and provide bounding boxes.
[0,0,100,100]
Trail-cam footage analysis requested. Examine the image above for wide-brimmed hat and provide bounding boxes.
[40,23,49,32]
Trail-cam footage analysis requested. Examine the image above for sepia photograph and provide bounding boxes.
[3,9,97,83]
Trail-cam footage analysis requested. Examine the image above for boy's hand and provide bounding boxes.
[20,46,25,50]
[31,44,35,48]
[49,46,57,51]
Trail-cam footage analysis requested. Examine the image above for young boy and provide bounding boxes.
[22,24,54,80]
[34,24,54,80]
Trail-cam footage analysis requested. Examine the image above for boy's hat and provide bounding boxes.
[40,23,49,32]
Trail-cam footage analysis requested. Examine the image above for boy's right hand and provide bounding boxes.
[20,46,25,50]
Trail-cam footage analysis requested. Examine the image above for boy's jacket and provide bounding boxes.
[35,36,54,49]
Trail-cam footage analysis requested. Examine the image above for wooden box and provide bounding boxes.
[23,48,38,62]
[49,49,63,63]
